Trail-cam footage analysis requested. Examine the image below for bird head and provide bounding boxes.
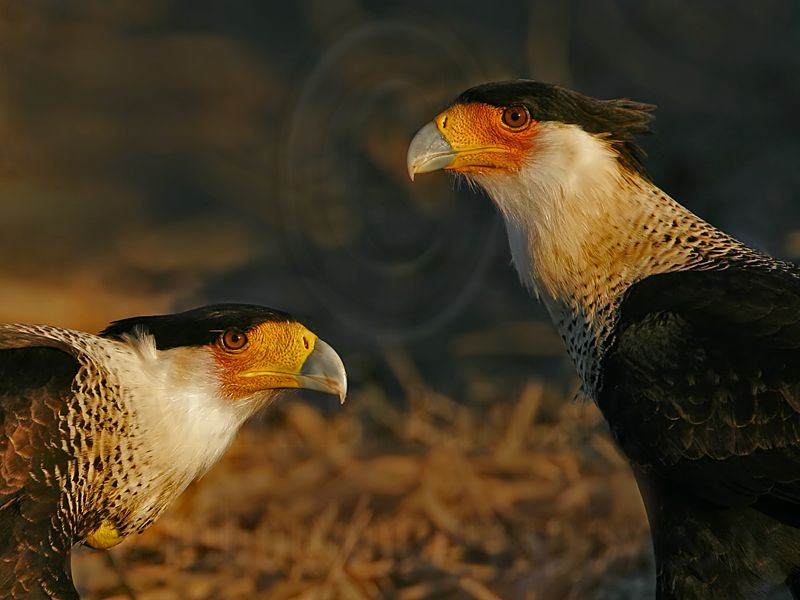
[407,79,655,199]
[102,303,347,410]
[407,80,659,301]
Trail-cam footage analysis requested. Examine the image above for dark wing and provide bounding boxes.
[0,327,79,600]
[599,264,800,525]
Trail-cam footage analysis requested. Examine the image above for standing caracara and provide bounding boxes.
[408,80,800,599]
[0,304,346,599]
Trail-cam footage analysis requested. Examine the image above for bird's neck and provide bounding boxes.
[113,337,248,479]
[474,128,742,388]
[89,336,251,532]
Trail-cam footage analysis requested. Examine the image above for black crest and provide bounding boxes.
[101,303,294,350]
[455,79,656,178]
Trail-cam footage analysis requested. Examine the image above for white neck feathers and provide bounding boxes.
[471,122,706,317]
[106,333,248,483]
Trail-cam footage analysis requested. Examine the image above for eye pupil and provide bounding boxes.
[502,105,530,129]
[222,329,248,350]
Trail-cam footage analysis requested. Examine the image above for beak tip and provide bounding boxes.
[406,121,455,180]
[300,337,348,405]
[405,144,419,182]
[334,374,348,405]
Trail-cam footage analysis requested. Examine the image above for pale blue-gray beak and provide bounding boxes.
[406,121,456,181]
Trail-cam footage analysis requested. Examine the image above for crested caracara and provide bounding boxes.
[408,79,800,599]
[0,304,346,599]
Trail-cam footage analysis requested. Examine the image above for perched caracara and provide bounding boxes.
[408,80,800,599]
[0,304,346,599]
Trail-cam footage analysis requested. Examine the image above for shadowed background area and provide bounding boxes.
[1,1,799,598]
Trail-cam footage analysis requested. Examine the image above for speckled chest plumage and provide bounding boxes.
[17,325,182,545]
[506,184,773,399]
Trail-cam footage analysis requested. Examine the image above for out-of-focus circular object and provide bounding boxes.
[283,21,500,343]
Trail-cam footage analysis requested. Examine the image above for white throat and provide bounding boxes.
[107,334,249,484]
[473,123,643,305]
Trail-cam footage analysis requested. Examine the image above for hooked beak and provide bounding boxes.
[240,336,348,404]
[406,121,456,181]
[296,338,348,404]
[408,102,534,179]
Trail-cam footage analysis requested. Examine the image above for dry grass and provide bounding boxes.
[72,353,652,600]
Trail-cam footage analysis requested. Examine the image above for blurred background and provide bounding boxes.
[2,1,799,598]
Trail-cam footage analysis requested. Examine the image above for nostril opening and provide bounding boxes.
[441,116,448,128]
[302,336,310,350]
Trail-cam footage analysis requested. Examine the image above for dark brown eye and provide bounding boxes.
[501,105,530,129]
[221,329,248,351]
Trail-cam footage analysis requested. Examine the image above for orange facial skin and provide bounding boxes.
[211,321,317,399]
[434,102,538,174]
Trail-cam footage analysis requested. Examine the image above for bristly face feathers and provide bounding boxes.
[102,303,347,405]
[407,79,655,185]
[454,80,656,178]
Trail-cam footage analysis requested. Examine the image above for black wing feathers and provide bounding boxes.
[617,266,800,347]
[600,264,800,525]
